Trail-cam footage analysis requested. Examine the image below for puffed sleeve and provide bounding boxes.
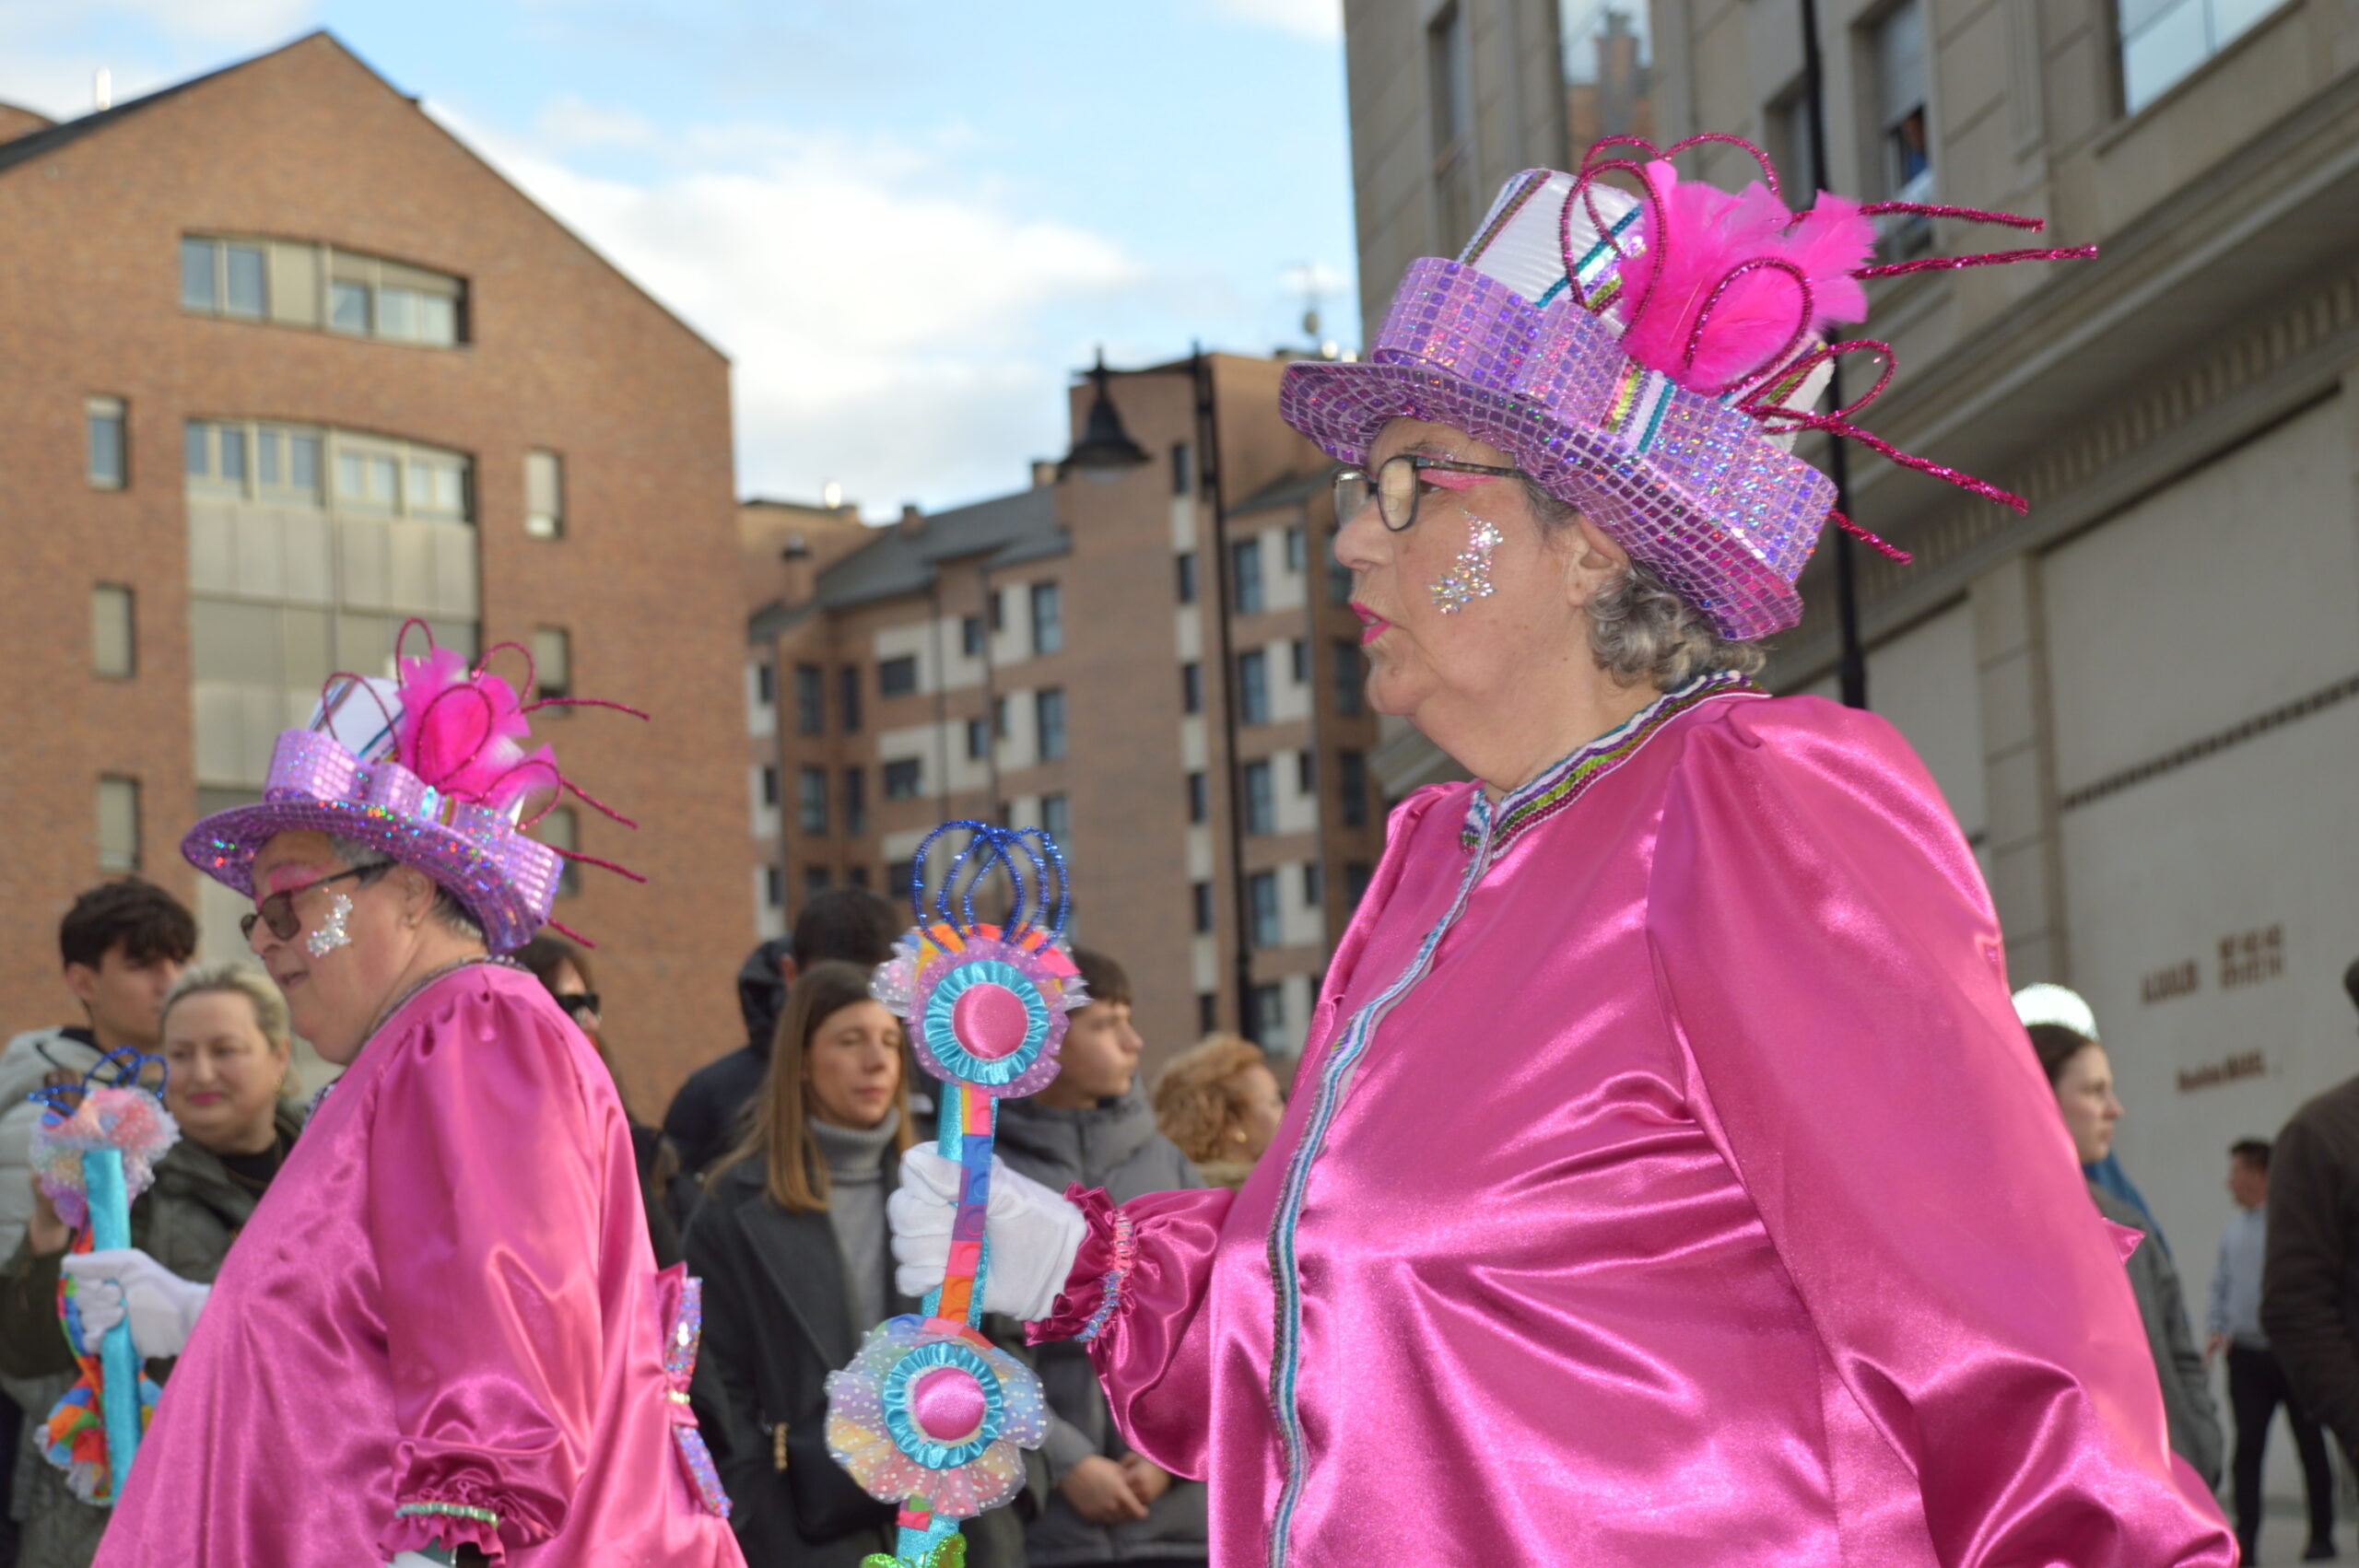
[1648,700,2233,1568]
[366,980,607,1562]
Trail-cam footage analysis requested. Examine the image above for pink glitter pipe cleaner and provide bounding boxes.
[1681,255,1815,397]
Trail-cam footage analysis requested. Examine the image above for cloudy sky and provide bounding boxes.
[1,0,1356,515]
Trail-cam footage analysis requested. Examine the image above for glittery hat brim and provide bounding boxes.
[1280,357,1807,641]
[181,800,550,956]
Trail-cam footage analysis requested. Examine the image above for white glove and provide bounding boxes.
[62,1247,211,1358]
[388,1554,457,1567]
[887,1148,1088,1322]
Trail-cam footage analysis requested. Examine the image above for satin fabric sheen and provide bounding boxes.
[1041,693,2234,1568]
[93,964,744,1567]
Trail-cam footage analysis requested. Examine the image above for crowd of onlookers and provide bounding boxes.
[14,874,2359,1565]
[0,881,1289,1567]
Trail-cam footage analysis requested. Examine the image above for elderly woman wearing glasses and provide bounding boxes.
[888,154,2232,1566]
[74,639,743,1568]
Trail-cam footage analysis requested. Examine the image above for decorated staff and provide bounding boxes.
[826,823,1080,1568]
[29,1050,180,1505]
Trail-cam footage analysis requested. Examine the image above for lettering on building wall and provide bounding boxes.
[2177,1051,2267,1094]
[2141,960,2199,1005]
[2219,925,2285,990]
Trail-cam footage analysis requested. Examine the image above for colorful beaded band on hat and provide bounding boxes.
[393,1501,500,1527]
[1074,1209,1137,1346]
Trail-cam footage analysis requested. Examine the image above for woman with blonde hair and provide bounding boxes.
[1152,1036,1285,1191]
[0,962,303,1567]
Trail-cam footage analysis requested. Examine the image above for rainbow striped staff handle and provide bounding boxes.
[28,1048,180,1506]
[826,822,1083,1568]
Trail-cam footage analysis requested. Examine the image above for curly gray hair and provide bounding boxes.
[1521,480,1766,690]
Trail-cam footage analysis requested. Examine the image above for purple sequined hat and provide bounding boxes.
[182,626,639,954]
[1282,168,1834,639]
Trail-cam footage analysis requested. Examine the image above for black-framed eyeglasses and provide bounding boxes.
[240,861,393,942]
[556,991,603,1020]
[1332,453,1527,532]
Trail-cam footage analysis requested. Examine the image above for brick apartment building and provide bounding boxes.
[0,33,750,1114]
[745,354,1386,1068]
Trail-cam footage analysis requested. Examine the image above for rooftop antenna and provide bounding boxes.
[93,69,111,112]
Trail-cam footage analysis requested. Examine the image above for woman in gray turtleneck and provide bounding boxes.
[684,960,1034,1567]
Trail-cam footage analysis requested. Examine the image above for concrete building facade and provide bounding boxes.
[1341,0,2359,1482]
[0,34,750,1116]
[745,355,1385,1071]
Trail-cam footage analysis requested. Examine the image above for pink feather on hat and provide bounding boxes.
[1614,159,1875,393]
[391,646,555,810]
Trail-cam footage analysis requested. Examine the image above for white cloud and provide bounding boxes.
[29,0,313,45]
[0,0,316,120]
[534,94,655,151]
[426,102,1145,513]
[1202,0,1341,41]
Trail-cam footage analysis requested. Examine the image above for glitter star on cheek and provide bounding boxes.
[1430,517,1503,614]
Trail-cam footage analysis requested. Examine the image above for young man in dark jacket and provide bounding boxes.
[663,891,901,1180]
[2264,954,2359,1508]
[994,949,1207,1568]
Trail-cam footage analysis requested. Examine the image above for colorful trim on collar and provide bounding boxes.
[1461,669,1761,851]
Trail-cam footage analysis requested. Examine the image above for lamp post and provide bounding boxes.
[1057,348,1151,477]
[1797,0,1869,710]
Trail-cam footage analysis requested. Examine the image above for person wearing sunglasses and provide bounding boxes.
[887,158,2228,1566]
[78,638,744,1568]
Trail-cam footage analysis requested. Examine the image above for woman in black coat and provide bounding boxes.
[686,960,1038,1566]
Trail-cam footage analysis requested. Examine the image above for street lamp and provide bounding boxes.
[1058,348,1151,478]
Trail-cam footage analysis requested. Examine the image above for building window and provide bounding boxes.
[993,696,1008,740]
[967,716,992,760]
[2118,0,2273,110]
[327,249,464,345]
[1332,639,1364,716]
[1188,771,1209,824]
[1250,981,1285,1038]
[532,628,571,702]
[1192,881,1215,933]
[1036,688,1067,761]
[988,591,1004,634]
[1871,0,1933,253]
[962,614,985,657]
[185,420,452,515]
[1285,526,1306,573]
[764,864,785,910]
[1238,649,1271,725]
[1290,638,1309,683]
[1327,556,1352,606]
[525,450,564,539]
[96,777,140,871]
[1181,661,1203,715]
[1345,860,1374,909]
[1244,760,1275,836]
[91,585,135,678]
[759,765,781,809]
[805,866,833,899]
[880,655,919,697]
[1303,862,1323,907]
[1768,83,1817,195]
[87,396,126,489]
[844,767,867,836]
[180,237,267,319]
[1249,872,1281,948]
[1041,792,1071,844]
[795,664,826,735]
[1339,748,1369,828]
[1171,441,1192,496]
[839,666,863,732]
[755,661,777,708]
[1427,3,1474,239]
[888,860,915,896]
[1199,993,1220,1033]
[1176,552,1198,604]
[1031,582,1062,656]
[542,806,581,896]
[884,758,924,800]
[1232,537,1264,614]
[798,766,828,836]
[1296,750,1317,793]
[849,866,870,888]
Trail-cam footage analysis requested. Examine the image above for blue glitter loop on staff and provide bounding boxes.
[28,1047,170,1117]
[906,821,1069,942]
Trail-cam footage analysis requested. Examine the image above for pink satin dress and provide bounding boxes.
[94,963,744,1567]
[1035,676,2234,1568]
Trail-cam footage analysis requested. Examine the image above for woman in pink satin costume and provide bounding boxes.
[70,640,743,1567]
[886,155,2236,1566]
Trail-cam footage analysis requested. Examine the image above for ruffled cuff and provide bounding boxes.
[1027,1186,1136,1347]
[381,1476,548,1564]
